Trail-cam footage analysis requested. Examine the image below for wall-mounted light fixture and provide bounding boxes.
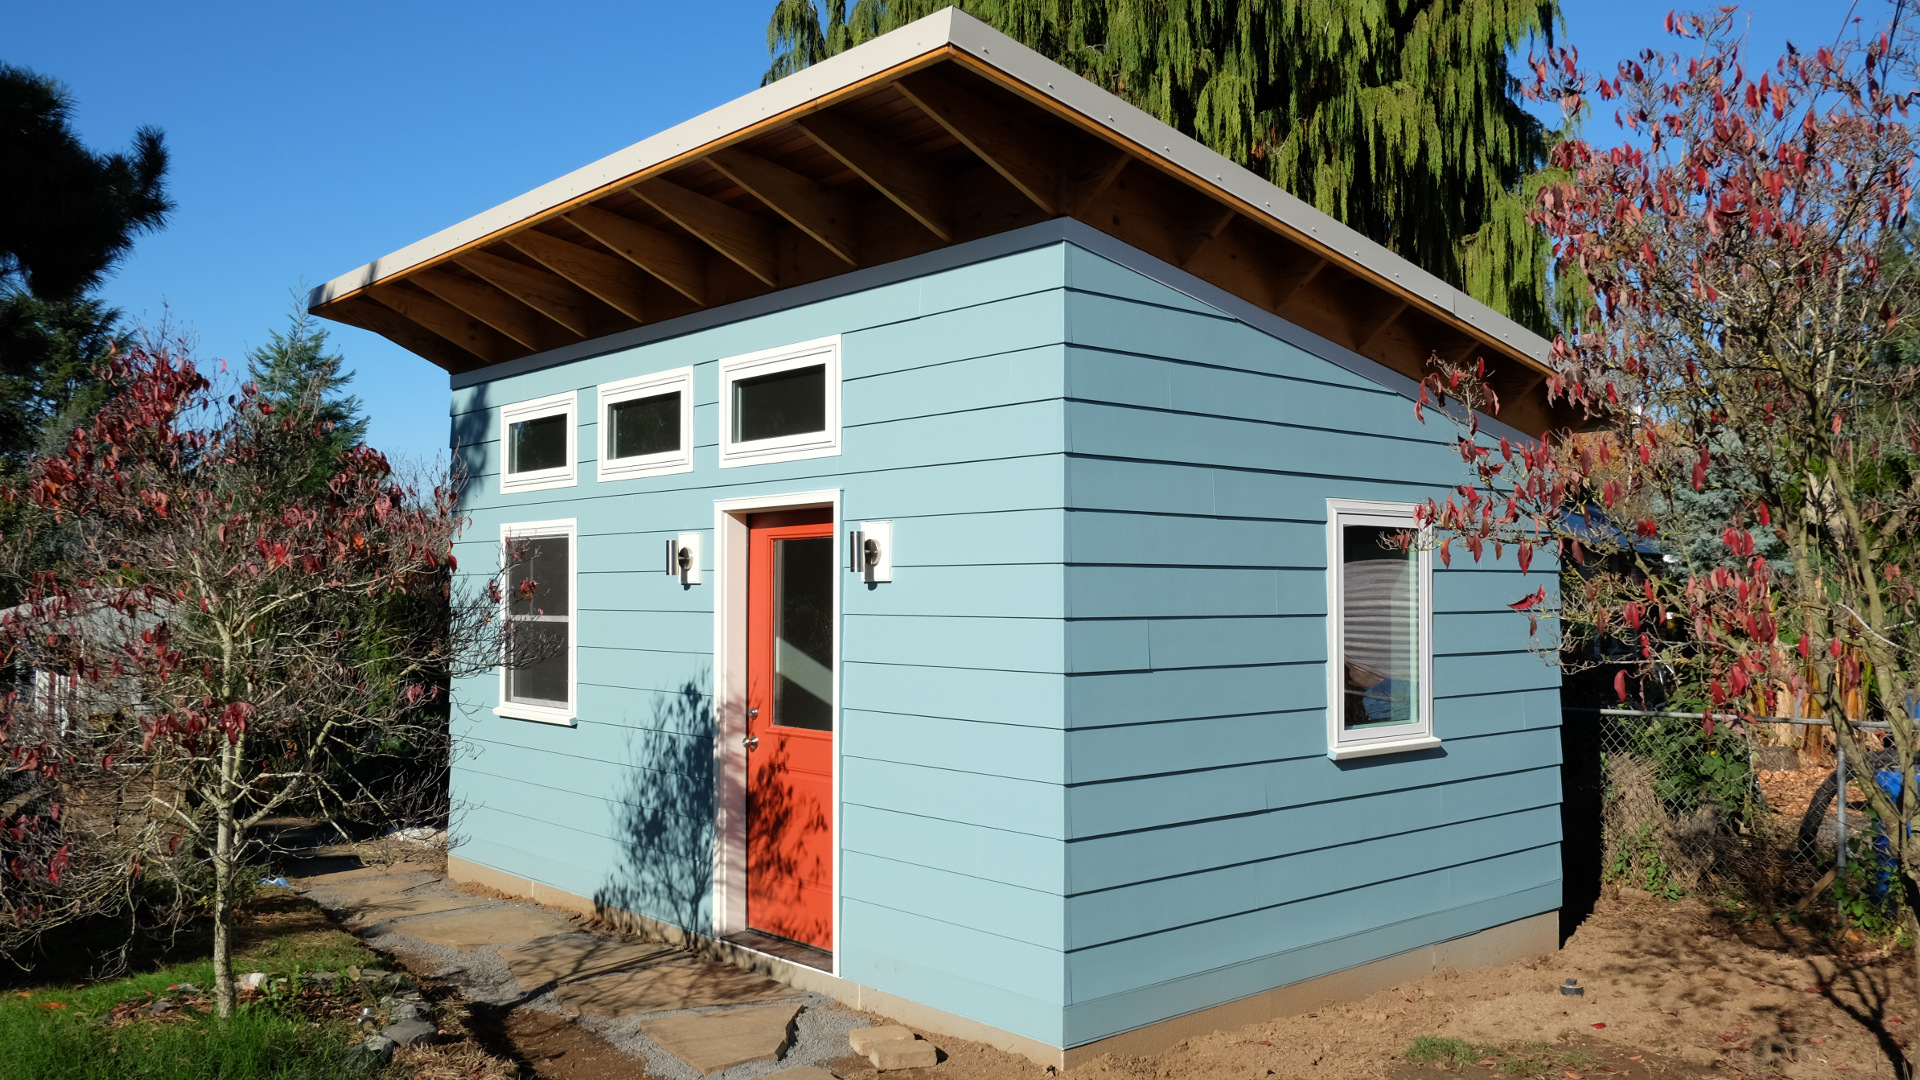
[848,520,892,583]
[664,532,702,585]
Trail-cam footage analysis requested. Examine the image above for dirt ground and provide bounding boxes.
[840,894,1918,1080]
[404,891,1913,1080]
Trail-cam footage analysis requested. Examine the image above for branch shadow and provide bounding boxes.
[591,674,715,943]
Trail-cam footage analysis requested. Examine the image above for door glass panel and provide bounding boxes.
[772,536,833,730]
[508,413,567,473]
[608,392,680,459]
[1341,524,1419,730]
[734,365,825,443]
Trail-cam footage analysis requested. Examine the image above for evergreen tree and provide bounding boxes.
[246,297,369,495]
[764,0,1563,331]
[0,63,170,469]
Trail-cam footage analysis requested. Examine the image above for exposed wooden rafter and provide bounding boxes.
[1064,147,1130,215]
[563,205,709,307]
[310,48,1564,432]
[895,71,1058,215]
[1354,299,1410,353]
[706,147,859,266]
[795,112,953,241]
[506,229,652,323]
[411,268,558,352]
[632,178,778,286]
[454,250,594,339]
[367,285,516,365]
[1177,204,1238,266]
[326,294,488,373]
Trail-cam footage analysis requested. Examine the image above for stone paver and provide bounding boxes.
[397,906,574,949]
[637,1002,801,1075]
[554,956,796,1017]
[347,893,491,925]
[848,1025,913,1055]
[497,933,678,989]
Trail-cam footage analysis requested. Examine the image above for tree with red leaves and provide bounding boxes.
[1416,4,1920,987]
[0,340,513,1015]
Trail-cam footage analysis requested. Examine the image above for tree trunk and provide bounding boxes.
[212,806,234,1019]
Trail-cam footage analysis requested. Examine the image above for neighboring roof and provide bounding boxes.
[308,8,1567,435]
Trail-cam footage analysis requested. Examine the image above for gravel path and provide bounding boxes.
[297,868,866,1078]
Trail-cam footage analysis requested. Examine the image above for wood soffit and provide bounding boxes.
[310,37,1566,435]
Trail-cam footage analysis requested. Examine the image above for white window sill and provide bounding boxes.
[493,705,577,727]
[500,472,578,495]
[717,438,841,469]
[1328,735,1441,761]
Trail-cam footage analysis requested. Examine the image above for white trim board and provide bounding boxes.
[709,489,843,976]
[1324,499,1436,761]
[495,518,579,726]
[597,366,695,482]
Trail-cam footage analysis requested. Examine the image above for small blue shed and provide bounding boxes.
[310,10,1567,1067]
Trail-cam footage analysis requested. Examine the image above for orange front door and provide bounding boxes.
[745,509,835,950]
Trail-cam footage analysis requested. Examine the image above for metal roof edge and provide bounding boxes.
[310,5,1551,367]
[934,9,1551,364]
[309,9,966,310]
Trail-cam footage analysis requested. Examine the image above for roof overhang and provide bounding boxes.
[309,8,1569,436]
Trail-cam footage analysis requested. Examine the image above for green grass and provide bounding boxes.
[1406,1037,1601,1078]
[0,889,391,1080]
[1406,1035,1501,1069]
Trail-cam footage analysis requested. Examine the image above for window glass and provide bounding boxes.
[734,364,826,443]
[1341,524,1420,731]
[772,536,833,731]
[508,413,568,474]
[608,392,681,460]
[505,534,570,709]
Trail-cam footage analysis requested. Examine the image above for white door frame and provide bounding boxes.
[710,488,842,973]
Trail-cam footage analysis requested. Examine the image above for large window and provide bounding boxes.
[499,392,577,494]
[499,520,576,724]
[1325,499,1436,759]
[597,367,693,481]
[718,336,841,468]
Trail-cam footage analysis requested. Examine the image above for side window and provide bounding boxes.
[1326,499,1436,759]
[597,367,694,481]
[717,336,841,467]
[499,391,577,494]
[498,521,576,724]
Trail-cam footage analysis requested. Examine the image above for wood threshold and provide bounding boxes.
[723,929,833,973]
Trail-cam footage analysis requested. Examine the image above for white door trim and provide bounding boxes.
[710,488,842,975]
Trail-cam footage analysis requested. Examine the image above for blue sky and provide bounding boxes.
[9,0,1862,468]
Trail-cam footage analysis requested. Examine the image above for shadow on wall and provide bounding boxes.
[594,674,716,938]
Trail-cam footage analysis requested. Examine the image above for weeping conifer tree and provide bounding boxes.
[764,0,1564,332]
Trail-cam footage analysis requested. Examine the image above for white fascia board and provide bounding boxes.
[309,9,966,310]
[310,6,1548,365]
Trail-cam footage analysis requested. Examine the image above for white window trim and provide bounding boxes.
[1326,498,1438,761]
[597,366,695,482]
[717,335,842,468]
[499,391,578,494]
[496,518,578,726]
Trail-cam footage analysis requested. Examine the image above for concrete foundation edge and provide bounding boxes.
[446,855,1558,1070]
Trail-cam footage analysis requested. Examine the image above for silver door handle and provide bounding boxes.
[743,735,759,751]
[747,707,759,719]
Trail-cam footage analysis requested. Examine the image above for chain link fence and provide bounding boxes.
[1587,709,1897,921]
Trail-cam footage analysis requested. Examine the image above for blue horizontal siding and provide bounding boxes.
[449,236,1074,1043]
[1057,245,1560,1048]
